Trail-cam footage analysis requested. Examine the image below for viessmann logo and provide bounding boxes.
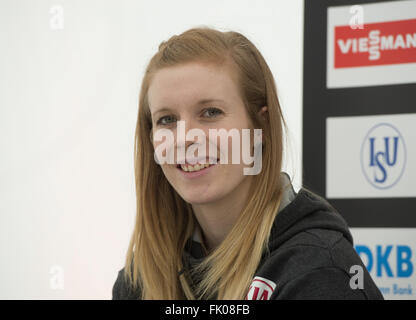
[334,18,416,68]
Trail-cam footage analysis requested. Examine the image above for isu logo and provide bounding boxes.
[245,276,277,300]
[334,18,416,68]
[360,123,406,190]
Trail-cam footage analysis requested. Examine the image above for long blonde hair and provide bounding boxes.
[124,26,288,299]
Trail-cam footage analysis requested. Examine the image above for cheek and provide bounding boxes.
[217,133,254,165]
[160,164,176,182]
[153,136,177,165]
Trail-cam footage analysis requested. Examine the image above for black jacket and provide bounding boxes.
[112,173,384,300]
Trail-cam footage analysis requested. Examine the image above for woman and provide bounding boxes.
[112,27,383,300]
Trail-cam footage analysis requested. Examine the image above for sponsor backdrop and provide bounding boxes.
[304,0,416,299]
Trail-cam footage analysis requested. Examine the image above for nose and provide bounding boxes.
[175,116,201,148]
[175,116,208,162]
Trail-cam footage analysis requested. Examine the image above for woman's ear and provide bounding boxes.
[257,106,268,145]
[258,106,268,121]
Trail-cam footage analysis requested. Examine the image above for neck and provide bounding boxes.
[191,175,254,252]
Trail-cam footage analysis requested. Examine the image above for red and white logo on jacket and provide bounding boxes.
[334,18,416,68]
[245,276,277,300]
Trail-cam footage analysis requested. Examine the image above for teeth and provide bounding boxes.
[180,163,211,172]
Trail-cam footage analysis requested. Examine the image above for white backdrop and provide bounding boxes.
[0,0,304,299]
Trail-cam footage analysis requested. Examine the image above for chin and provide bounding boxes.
[179,189,220,205]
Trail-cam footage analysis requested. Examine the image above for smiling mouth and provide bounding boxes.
[176,159,219,172]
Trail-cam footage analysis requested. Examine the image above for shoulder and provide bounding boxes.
[112,267,142,300]
[258,229,384,300]
[262,229,346,284]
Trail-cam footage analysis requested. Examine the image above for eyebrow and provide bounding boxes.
[152,98,226,117]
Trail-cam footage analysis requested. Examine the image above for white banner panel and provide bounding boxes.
[351,228,416,300]
[326,113,416,199]
[327,0,416,88]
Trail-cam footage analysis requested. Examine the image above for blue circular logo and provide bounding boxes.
[360,123,406,190]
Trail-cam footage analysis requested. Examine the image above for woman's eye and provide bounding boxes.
[156,115,176,126]
[203,107,223,118]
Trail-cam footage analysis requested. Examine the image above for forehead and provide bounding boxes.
[147,62,241,112]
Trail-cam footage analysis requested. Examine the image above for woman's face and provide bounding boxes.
[147,61,255,205]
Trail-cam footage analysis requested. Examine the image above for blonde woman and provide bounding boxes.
[112,27,383,300]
